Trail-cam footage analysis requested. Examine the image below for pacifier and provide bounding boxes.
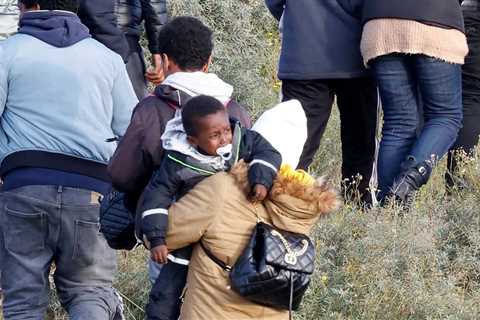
[216,144,233,161]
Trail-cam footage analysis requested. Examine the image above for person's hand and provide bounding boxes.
[150,244,169,264]
[145,54,164,85]
[248,184,268,202]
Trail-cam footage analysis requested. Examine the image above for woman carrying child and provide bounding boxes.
[155,100,339,319]
[140,95,282,319]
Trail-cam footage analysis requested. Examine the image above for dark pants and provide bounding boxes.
[371,54,463,199]
[282,77,378,199]
[0,185,122,320]
[145,261,188,320]
[125,35,148,100]
[447,8,480,188]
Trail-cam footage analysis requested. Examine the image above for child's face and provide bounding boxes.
[188,111,232,156]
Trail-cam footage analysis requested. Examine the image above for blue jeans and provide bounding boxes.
[371,54,463,198]
[0,185,123,320]
[148,259,163,284]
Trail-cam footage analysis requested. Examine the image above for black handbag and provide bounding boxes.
[200,217,315,319]
[99,188,138,250]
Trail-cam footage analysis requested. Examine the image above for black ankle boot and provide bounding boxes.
[389,159,433,205]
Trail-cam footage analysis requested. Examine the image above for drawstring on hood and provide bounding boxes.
[18,10,90,48]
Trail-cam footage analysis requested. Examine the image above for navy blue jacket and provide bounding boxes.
[77,0,167,62]
[265,0,368,80]
[361,0,464,33]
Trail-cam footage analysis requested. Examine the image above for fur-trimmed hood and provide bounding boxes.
[231,161,340,235]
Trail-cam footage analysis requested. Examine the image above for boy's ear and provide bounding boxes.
[202,55,212,73]
[187,135,198,147]
[161,54,169,71]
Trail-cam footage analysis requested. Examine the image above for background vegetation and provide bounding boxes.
[116,1,480,318]
[3,0,479,319]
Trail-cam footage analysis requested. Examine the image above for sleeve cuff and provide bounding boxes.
[149,237,166,248]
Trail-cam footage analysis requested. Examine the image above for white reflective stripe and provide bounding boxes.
[167,254,190,265]
[250,159,278,173]
[142,208,168,219]
[368,87,382,207]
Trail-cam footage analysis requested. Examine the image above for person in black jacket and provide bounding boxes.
[265,0,378,205]
[78,0,130,62]
[116,0,168,98]
[78,0,167,99]
[139,95,282,319]
[447,0,480,190]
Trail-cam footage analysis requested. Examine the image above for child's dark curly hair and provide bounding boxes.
[182,95,225,137]
[158,16,214,71]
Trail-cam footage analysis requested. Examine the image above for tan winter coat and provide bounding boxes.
[166,163,339,320]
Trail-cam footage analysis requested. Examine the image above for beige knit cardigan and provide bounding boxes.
[361,18,468,66]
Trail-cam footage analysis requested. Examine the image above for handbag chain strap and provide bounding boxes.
[252,203,294,319]
[199,204,264,272]
[255,202,309,266]
[271,230,309,265]
[251,203,263,223]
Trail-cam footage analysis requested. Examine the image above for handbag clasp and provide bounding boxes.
[271,230,309,266]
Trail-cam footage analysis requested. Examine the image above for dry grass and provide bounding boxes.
[3,1,480,319]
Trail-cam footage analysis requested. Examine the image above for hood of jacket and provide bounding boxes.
[266,170,340,235]
[153,84,192,108]
[231,161,340,235]
[18,10,90,47]
[161,72,233,105]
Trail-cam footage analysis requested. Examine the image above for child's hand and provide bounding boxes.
[150,245,169,264]
[249,184,268,202]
